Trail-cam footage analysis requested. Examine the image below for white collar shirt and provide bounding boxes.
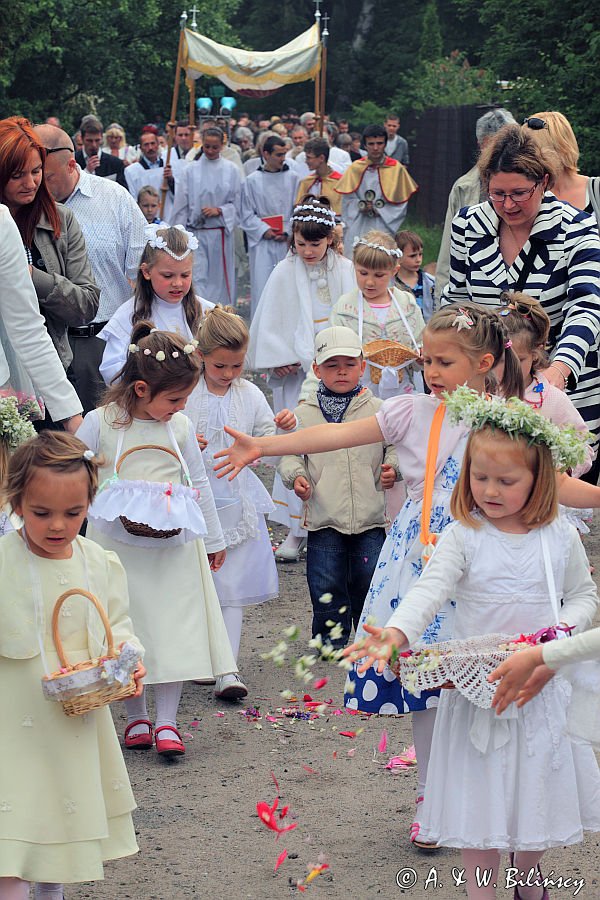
[64,167,147,321]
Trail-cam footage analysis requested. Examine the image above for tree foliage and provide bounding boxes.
[0,0,242,136]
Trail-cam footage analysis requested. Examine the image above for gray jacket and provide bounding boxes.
[30,204,99,368]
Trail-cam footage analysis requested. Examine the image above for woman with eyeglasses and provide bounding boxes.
[0,117,99,425]
[441,123,600,481]
[523,112,600,230]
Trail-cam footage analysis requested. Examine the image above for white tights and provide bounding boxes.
[462,850,546,899]
[0,880,29,900]
[125,681,183,741]
[0,878,65,899]
[411,707,437,797]
[34,886,64,900]
[220,606,243,661]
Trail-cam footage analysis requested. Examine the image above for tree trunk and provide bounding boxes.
[351,0,376,53]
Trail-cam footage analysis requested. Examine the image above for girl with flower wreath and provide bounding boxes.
[247,196,356,561]
[344,388,600,899]
[77,323,237,759]
[98,224,214,388]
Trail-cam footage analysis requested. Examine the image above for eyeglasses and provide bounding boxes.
[44,146,74,155]
[488,182,540,205]
[523,117,548,130]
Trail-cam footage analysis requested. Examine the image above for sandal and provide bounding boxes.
[410,796,440,851]
[124,719,153,750]
[510,853,549,899]
[155,725,185,757]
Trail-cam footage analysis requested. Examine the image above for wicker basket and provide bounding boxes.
[362,339,419,384]
[43,589,137,716]
[116,443,183,539]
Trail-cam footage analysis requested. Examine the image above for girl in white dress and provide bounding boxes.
[344,389,600,899]
[78,323,237,759]
[187,306,295,699]
[0,431,144,900]
[247,197,356,561]
[329,229,426,400]
[99,224,213,387]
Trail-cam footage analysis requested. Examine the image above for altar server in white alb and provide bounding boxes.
[171,126,242,306]
[248,197,355,561]
[240,135,299,318]
[125,127,184,223]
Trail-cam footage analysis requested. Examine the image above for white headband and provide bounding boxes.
[352,236,402,258]
[291,214,336,227]
[292,203,336,222]
[144,224,199,260]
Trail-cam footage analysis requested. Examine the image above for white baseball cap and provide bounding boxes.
[314,326,363,365]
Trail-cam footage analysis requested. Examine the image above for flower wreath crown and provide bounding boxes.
[352,236,402,258]
[444,385,591,472]
[144,224,199,260]
[291,203,336,227]
[128,338,199,360]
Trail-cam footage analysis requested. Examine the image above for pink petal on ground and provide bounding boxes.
[189,720,200,729]
[302,765,320,775]
[270,771,280,795]
[339,731,357,739]
[313,677,328,690]
[213,712,225,717]
[347,748,356,757]
[274,849,288,872]
[378,729,388,754]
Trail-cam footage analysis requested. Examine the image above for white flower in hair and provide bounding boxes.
[155,351,166,362]
[183,341,198,355]
[83,449,95,461]
[128,343,139,353]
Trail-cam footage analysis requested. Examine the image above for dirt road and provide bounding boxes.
[71,470,600,899]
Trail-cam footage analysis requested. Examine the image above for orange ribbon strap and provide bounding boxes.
[419,403,446,562]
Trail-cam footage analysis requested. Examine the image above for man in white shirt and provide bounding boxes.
[36,125,147,412]
[240,135,299,318]
[125,127,180,221]
[171,126,242,305]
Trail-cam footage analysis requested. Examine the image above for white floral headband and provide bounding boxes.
[291,214,336,227]
[128,339,199,359]
[292,203,336,223]
[144,224,199,260]
[352,236,402,258]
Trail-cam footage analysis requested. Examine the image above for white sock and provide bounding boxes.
[34,885,64,900]
[0,879,30,900]
[221,606,243,661]
[411,707,437,797]
[124,689,149,738]
[155,681,183,742]
[279,532,304,550]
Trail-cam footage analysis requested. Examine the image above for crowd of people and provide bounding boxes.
[0,102,600,899]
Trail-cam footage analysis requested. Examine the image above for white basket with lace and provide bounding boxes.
[392,633,521,709]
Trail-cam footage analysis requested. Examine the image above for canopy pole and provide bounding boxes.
[319,13,329,137]
[161,9,187,217]
[313,0,322,135]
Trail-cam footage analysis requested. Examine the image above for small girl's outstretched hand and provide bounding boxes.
[196,433,208,451]
[380,463,397,490]
[342,623,406,674]
[208,549,227,571]
[214,427,261,480]
[488,645,545,714]
[274,408,296,432]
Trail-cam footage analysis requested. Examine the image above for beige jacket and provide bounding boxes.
[278,388,399,534]
[435,165,484,302]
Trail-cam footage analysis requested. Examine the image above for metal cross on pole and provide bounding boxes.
[189,4,199,30]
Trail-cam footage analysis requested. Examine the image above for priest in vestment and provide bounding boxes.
[336,124,417,257]
[171,127,242,305]
[240,136,299,318]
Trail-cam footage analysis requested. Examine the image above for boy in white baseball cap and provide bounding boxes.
[278,326,399,646]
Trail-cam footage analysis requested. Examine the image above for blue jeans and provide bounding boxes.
[306,527,386,647]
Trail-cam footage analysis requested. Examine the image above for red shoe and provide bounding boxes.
[155,725,185,757]
[124,719,153,750]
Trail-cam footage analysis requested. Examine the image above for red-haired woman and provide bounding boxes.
[0,117,98,377]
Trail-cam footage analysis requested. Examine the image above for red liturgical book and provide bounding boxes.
[261,214,284,233]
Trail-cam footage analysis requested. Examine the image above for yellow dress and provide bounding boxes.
[81,406,238,684]
[0,532,140,882]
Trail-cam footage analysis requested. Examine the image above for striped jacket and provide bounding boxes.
[441,194,600,438]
